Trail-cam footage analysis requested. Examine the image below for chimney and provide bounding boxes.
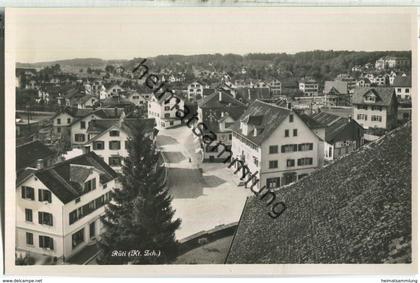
[36,159,44,170]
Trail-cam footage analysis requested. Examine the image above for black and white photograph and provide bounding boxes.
[3,6,417,275]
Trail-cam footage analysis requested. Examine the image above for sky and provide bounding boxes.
[8,7,415,63]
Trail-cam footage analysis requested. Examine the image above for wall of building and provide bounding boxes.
[70,114,102,147]
[353,105,387,129]
[16,176,65,258]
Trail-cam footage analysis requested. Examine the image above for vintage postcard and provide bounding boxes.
[3,6,418,276]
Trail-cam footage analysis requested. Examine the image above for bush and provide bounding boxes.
[15,255,35,265]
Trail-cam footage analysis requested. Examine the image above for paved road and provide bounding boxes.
[156,125,252,239]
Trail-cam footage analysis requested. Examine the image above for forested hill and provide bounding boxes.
[18,50,411,82]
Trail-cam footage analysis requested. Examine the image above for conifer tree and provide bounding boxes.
[97,123,181,264]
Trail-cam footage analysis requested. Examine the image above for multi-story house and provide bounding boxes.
[300,112,364,161]
[52,108,94,140]
[82,117,156,172]
[351,87,398,130]
[106,84,124,97]
[71,95,99,109]
[69,108,125,148]
[187,81,204,100]
[376,56,410,70]
[335,74,356,93]
[148,92,185,128]
[15,152,118,262]
[323,80,349,106]
[270,80,282,96]
[356,78,371,88]
[393,75,411,100]
[16,140,57,177]
[298,78,319,96]
[124,90,147,106]
[230,100,323,190]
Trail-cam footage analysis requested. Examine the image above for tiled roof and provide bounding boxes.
[351,87,396,107]
[324,80,348,95]
[393,76,411,87]
[235,87,271,103]
[16,140,55,172]
[296,113,325,130]
[101,96,134,107]
[87,119,119,133]
[198,90,246,109]
[227,122,412,264]
[311,112,364,142]
[31,152,118,204]
[230,100,291,145]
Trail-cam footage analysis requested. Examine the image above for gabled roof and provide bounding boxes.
[296,113,325,130]
[324,80,348,95]
[198,91,246,109]
[22,152,118,204]
[311,112,364,142]
[235,87,271,103]
[86,118,156,144]
[230,100,291,145]
[68,108,124,126]
[227,122,411,264]
[393,76,411,87]
[16,140,55,172]
[101,96,134,107]
[351,87,396,106]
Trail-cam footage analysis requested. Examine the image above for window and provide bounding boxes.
[109,156,121,167]
[109,141,121,150]
[289,114,294,122]
[357,114,368,121]
[74,134,86,142]
[26,232,33,245]
[57,127,61,133]
[72,228,85,249]
[284,130,289,137]
[80,121,86,129]
[269,160,278,169]
[298,158,313,166]
[38,212,53,226]
[39,235,54,249]
[266,177,280,189]
[371,106,382,111]
[83,178,96,194]
[89,222,96,238]
[286,159,295,167]
[75,198,80,203]
[110,130,120,137]
[229,134,232,140]
[405,88,410,93]
[38,189,52,203]
[269,145,278,154]
[25,209,33,222]
[67,118,71,124]
[21,186,35,200]
[281,144,298,153]
[293,129,298,136]
[357,105,368,110]
[57,118,61,125]
[371,115,382,122]
[298,143,313,151]
[164,106,170,111]
[93,141,104,150]
[397,88,402,92]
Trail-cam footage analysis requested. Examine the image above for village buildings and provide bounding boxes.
[298,78,319,96]
[230,100,324,190]
[148,92,185,129]
[16,152,119,262]
[351,87,398,130]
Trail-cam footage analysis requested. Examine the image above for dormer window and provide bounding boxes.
[365,95,376,102]
[83,178,97,194]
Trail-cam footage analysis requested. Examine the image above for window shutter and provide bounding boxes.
[298,144,302,151]
[38,212,42,224]
[309,143,313,150]
[47,191,52,203]
[294,144,298,151]
[30,188,34,200]
[281,146,285,153]
[50,238,54,250]
[38,190,42,202]
[21,187,25,199]
[93,178,96,190]
[39,236,43,248]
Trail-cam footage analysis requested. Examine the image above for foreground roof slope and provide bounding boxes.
[226,122,411,264]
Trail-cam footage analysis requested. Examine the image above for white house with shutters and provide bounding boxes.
[148,92,185,129]
[230,100,323,190]
[15,152,118,262]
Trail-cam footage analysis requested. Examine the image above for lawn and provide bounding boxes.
[174,236,233,264]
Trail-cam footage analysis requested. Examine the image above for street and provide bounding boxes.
[156,125,252,240]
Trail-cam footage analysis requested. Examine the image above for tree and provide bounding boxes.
[97,124,181,264]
